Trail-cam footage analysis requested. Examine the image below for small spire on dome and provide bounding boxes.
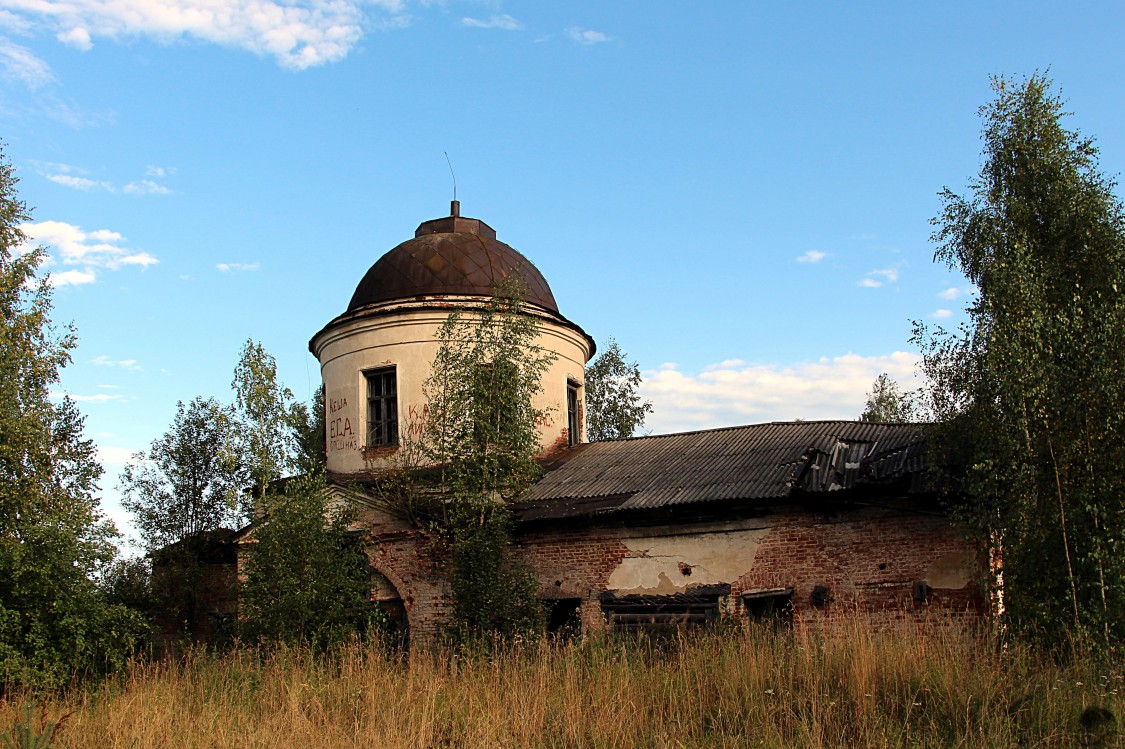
[451,199,460,217]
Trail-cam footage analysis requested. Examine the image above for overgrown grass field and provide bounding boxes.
[3,620,1121,748]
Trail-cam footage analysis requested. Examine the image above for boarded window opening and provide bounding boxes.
[600,585,729,634]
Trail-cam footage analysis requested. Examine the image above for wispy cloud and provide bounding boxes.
[796,250,827,264]
[5,0,408,70]
[123,179,171,195]
[216,262,260,273]
[45,173,112,191]
[50,391,124,403]
[566,26,610,45]
[91,355,142,371]
[0,38,102,126]
[858,267,899,288]
[932,309,953,319]
[22,220,158,286]
[937,285,975,301]
[97,445,139,466]
[37,162,173,194]
[640,351,922,434]
[0,38,55,89]
[462,14,520,30]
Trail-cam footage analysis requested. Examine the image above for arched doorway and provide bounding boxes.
[370,567,408,648]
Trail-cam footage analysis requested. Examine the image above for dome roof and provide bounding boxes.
[347,205,559,314]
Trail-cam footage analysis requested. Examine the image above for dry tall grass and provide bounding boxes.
[3,619,1121,748]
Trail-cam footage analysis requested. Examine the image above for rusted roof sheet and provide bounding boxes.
[348,229,558,313]
[515,421,927,520]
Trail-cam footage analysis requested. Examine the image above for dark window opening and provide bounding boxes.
[810,584,832,608]
[544,598,582,636]
[567,381,581,446]
[742,588,794,625]
[366,368,398,448]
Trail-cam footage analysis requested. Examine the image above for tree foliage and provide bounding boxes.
[0,148,143,685]
[585,338,652,441]
[121,397,240,550]
[238,472,377,649]
[226,338,301,512]
[416,279,553,639]
[860,372,917,423]
[119,396,241,642]
[291,384,326,475]
[915,73,1125,645]
[421,279,556,502]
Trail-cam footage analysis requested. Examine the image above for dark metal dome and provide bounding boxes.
[347,205,559,314]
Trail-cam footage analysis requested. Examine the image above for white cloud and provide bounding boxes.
[56,25,91,49]
[640,351,922,435]
[39,163,172,194]
[462,14,520,30]
[796,250,827,264]
[859,267,899,288]
[45,173,111,191]
[0,10,34,33]
[217,262,260,272]
[5,0,407,70]
[566,26,610,45]
[145,165,175,177]
[704,359,745,371]
[0,38,55,89]
[97,445,140,466]
[22,220,158,285]
[932,308,953,319]
[937,285,976,301]
[123,179,171,195]
[91,355,142,371]
[50,268,96,286]
[50,391,123,402]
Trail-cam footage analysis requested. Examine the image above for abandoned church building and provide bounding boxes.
[288,201,986,642]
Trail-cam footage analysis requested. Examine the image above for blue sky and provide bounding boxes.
[2,1,1124,544]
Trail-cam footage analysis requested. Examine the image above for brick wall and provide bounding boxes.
[355,500,986,644]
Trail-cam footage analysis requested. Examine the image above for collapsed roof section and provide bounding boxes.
[513,421,929,522]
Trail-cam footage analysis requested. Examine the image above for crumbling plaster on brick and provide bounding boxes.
[606,530,768,595]
[926,549,977,589]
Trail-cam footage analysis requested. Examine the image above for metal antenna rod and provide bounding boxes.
[444,151,457,203]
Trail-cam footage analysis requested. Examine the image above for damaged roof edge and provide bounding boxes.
[515,421,931,521]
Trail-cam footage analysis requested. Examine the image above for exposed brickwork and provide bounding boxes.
[349,501,986,644]
[727,505,985,626]
[226,498,985,648]
[360,512,451,643]
[514,528,631,633]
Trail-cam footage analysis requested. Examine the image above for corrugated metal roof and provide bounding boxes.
[515,421,927,520]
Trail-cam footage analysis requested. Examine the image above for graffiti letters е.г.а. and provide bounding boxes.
[329,394,358,452]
